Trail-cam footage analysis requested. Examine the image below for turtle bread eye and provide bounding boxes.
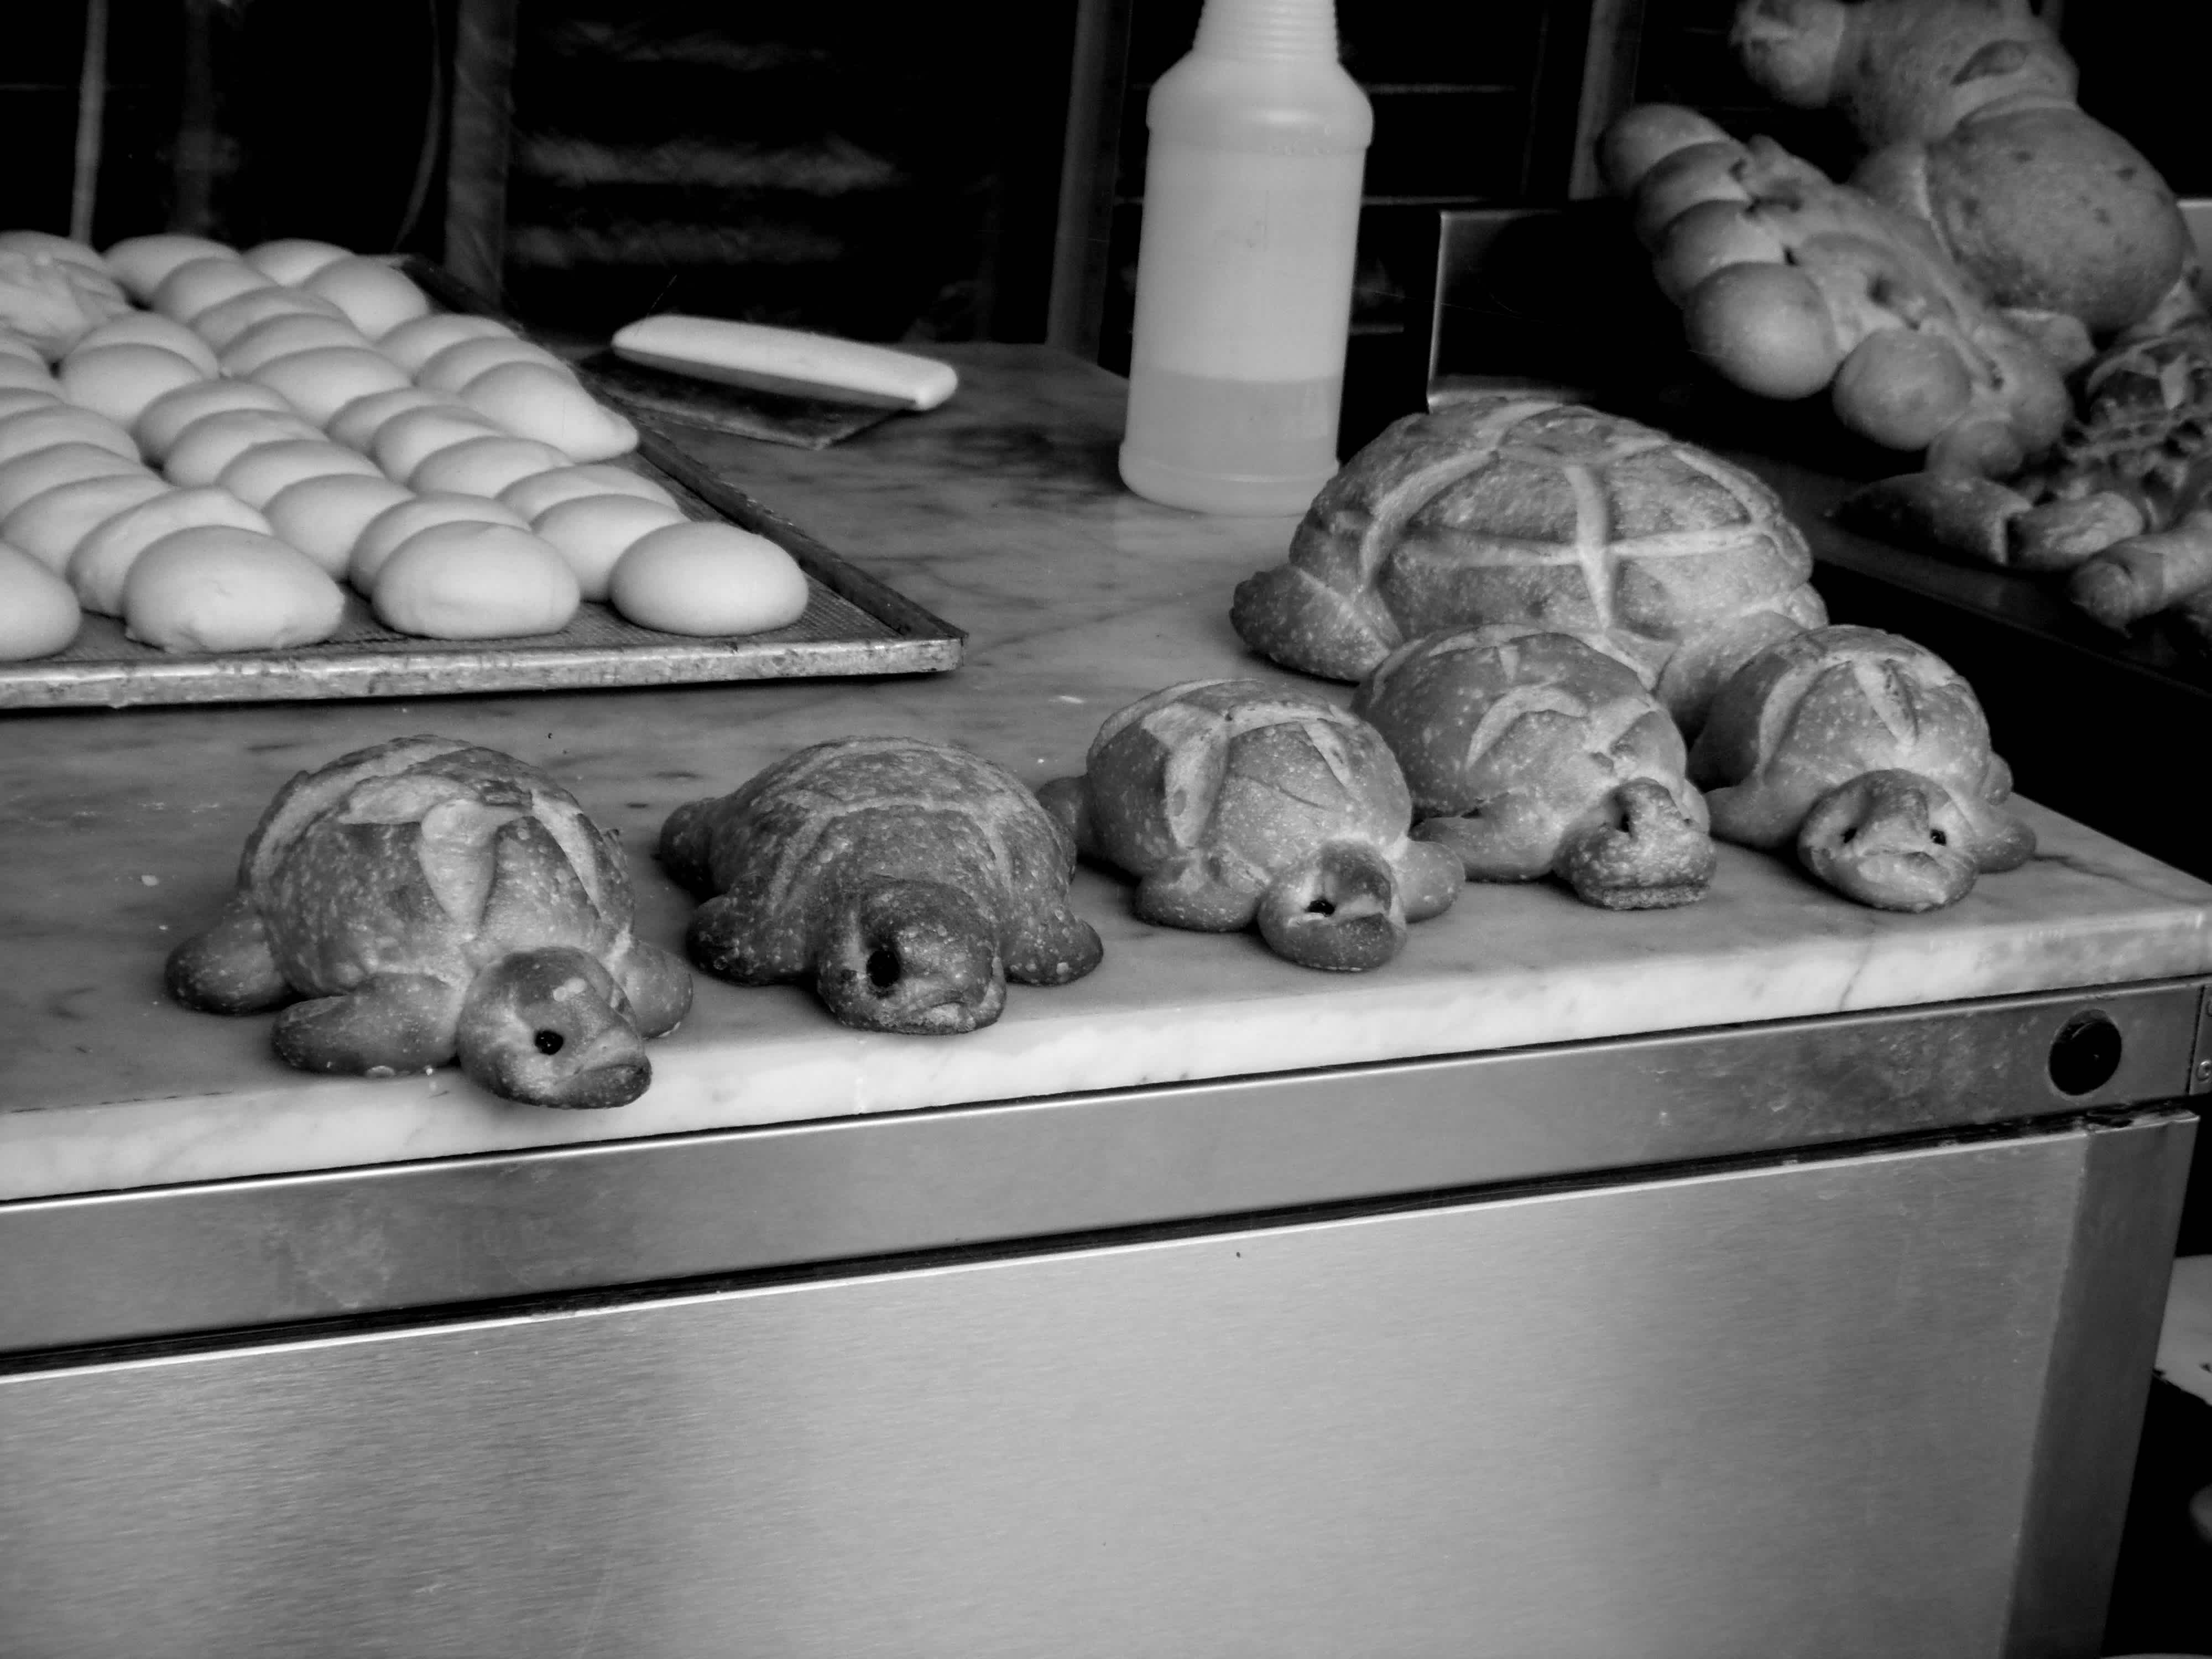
[533,1029,566,1055]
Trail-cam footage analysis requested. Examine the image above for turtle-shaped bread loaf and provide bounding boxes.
[1230,393,1828,732]
[1036,679,1462,972]
[1350,625,1717,909]
[658,736,1103,1035]
[1689,625,2034,911]
[165,735,693,1108]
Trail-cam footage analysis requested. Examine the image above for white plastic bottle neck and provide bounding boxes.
[1191,0,1340,64]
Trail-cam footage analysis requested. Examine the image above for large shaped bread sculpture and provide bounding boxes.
[166,735,693,1107]
[1350,626,1716,909]
[1229,394,1826,732]
[1037,679,1461,972]
[1689,625,2034,910]
[659,736,1102,1035]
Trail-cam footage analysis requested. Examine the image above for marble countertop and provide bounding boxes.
[4,345,2210,1204]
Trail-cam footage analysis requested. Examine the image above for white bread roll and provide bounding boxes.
[0,403,139,465]
[369,405,503,480]
[103,235,241,303]
[218,314,369,378]
[216,439,383,509]
[244,238,353,285]
[372,521,578,638]
[349,492,525,589]
[0,231,105,272]
[71,314,219,375]
[0,357,60,396]
[150,259,272,324]
[188,284,350,350]
[417,335,566,393]
[500,462,679,518]
[301,257,430,337]
[123,525,347,651]
[608,521,809,637]
[0,442,147,517]
[251,346,414,427]
[378,312,514,374]
[0,389,61,422]
[134,380,296,462]
[531,493,686,601]
[0,540,81,658]
[70,486,274,613]
[326,386,460,453]
[262,473,413,576]
[58,345,208,430]
[462,361,638,461]
[163,409,323,487]
[1,471,170,570]
[408,435,570,497]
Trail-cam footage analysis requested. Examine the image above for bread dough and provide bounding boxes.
[301,257,431,338]
[408,435,571,497]
[218,314,368,378]
[262,473,413,576]
[251,346,414,426]
[0,441,148,517]
[244,238,353,285]
[416,335,566,393]
[608,521,810,636]
[188,284,350,351]
[135,380,296,462]
[501,462,679,519]
[102,234,241,303]
[0,541,81,659]
[0,333,50,364]
[0,470,170,570]
[151,258,273,323]
[163,409,322,487]
[0,357,59,396]
[0,389,61,424]
[0,230,105,273]
[378,312,514,374]
[59,344,209,429]
[0,402,139,465]
[462,362,639,462]
[123,525,348,651]
[69,485,274,613]
[72,312,219,375]
[372,521,579,638]
[531,492,687,599]
[326,387,461,453]
[216,439,384,509]
[369,405,504,481]
[349,491,526,588]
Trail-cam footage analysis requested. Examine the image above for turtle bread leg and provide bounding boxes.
[164,893,293,1014]
[1411,793,1559,882]
[813,878,1006,1035]
[1394,838,1465,924]
[272,972,465,1076]
[1554,779,1718,910]
[1000,902,1104,988]
[456,946,651,1109]
[1795,770,1979,913]
[607,938,695,1038]
[1254,842,1407,972]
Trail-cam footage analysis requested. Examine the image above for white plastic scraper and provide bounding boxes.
[610,316,959,411]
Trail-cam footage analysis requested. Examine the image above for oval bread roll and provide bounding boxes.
[59,344,208,429]
[0,540,81,659]
[349,491,526,588]
[416,335,566,393]
[188,284,351,350]
[135,380,297,462]
[609,521,810,636]
[502,462,679,518]
[163,409,324,487]
[218,314,369,378]
[123,525,348,652]
[103,234,241,302]
[378,312,514,374]
[0,357,61,396]
[72,314,220,375]
[369,405,503,481]
[531,493,687,600]
[0,442,148,518]
[151,259,272,323]
[372,521,578,638]
[216,439,384,510]
[462,362,638,462]
[244,238,353,285]
[1,471,170,570]
[408,435,571,497]
[326,386,461,453]
[262,473,413,576]
[0,403,139,466]
[301,256,430,337]
[251,346,414,427]
[70,486,274,613]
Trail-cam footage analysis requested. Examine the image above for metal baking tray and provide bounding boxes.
[0,265,963,710]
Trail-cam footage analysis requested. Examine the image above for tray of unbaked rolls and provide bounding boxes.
[0,232,962,708]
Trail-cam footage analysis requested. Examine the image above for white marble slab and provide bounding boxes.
[4,347,2210,1202]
